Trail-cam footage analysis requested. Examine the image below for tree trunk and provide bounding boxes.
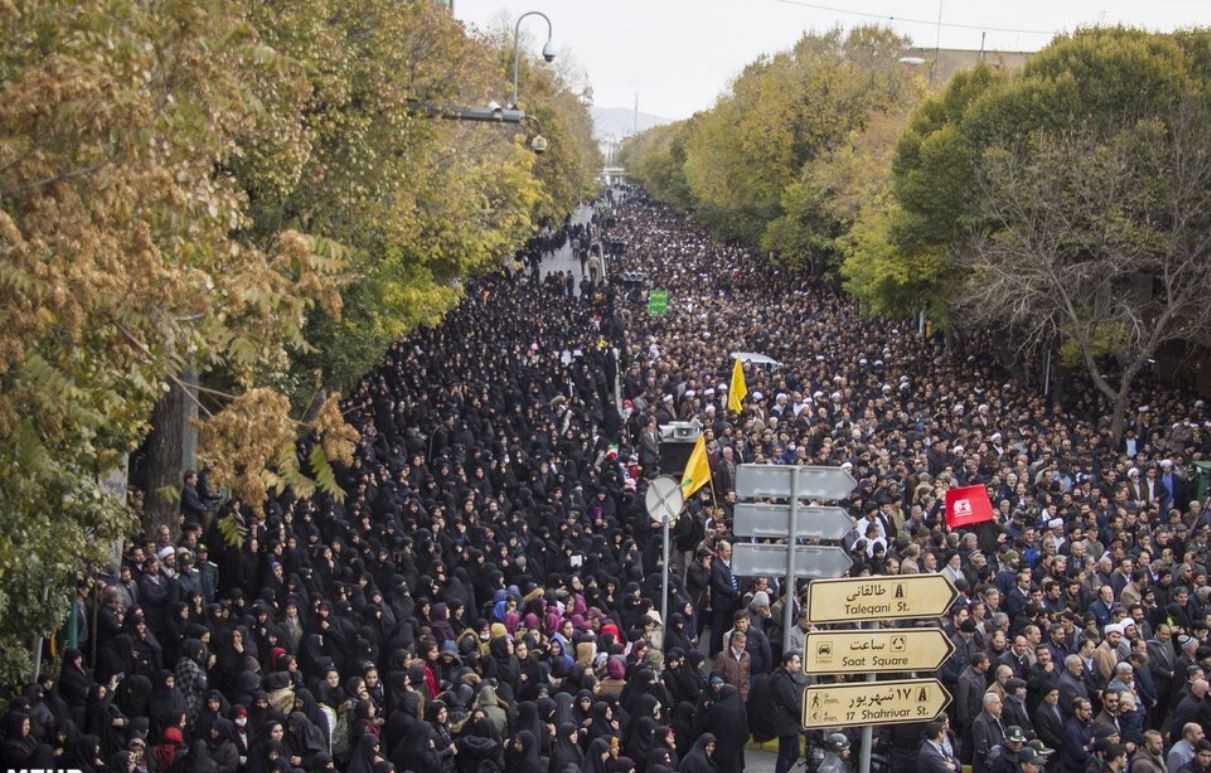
[1109,390,1129,446]
[142,370,198,540]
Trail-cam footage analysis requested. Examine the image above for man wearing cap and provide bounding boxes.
[194,542,218,602]
[169,547,203,605]
[989,725,1028,773]
[1013,746,1044,772]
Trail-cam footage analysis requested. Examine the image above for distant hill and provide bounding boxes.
[591,106,674,139]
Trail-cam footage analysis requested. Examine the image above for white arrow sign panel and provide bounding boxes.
[731,543,853,579]
[732,503,853,540]
[735,465,857,500]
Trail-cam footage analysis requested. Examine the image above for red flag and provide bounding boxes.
[945,485,996,529]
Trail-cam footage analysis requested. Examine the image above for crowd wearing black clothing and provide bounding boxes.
[11,188,1211,773]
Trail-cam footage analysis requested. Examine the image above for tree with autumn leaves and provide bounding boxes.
[0,0,598,685]
[620,25,925,268]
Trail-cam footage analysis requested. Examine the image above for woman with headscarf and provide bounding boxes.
[587,702,621,744]
[621,715,655,771]
[455,708,502,773]
[506,729,544,773]
[151,726,187,773]
[388,721,444,773]
[291,688,331,752]
[2,712,53,771]
[113,673,152,725]
[480,636,520,696]
[58,649,94,728]
[345,733,383,773]
[203,716,240,773]
[676,735,717,773]
[349,699,381,746]
[86,683,130,758]
[64,734,105,773]
[581,737,612,773]
[175,639,210,727]
[285,711,327,770]
[430,603,456,644]
[548,722,584,773]
[149,670,188,738]
[474,684,508,738]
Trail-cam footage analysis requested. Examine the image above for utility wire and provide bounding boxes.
[774,0,1058,37]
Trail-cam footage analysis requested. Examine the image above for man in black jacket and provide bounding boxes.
[769,652,803,773]
[709,541,742,656]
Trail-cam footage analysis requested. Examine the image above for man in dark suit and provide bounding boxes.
[958,653,992,738]
[971,692,1007,773]
[709,540,742,656]
[1033,685,1066,756]
[917,720,959,773]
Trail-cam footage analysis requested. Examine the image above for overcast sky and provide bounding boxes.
[454,0,1211,121]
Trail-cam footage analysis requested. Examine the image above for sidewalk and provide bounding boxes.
[538,204,594,294]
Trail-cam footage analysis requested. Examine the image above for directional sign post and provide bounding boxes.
[802,628,955,675]
[802,678,952,729]
[732,543,853,579]
[732,503,852,540]
[805,574,960,624]
[644,476,683,635]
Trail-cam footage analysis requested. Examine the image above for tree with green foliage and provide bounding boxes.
[0,0,598,687]
[681,26,916,245]
[960,104,1211,441]
[844,27,1211,322]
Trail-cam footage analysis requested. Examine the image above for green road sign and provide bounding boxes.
[647,288,669,315]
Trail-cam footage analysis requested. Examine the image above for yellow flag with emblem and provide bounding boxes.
[680,434,711,497]
[727,357,747,413]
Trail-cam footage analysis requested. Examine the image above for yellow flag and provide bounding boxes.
[727,357,747,413]
[680,434,712,497]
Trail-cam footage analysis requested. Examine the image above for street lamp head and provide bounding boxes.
[541,39,556,63]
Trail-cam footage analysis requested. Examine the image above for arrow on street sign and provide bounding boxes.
[805,574,960,624]
[731,542,853,579]
[735,464,857,501]
[802,628,955,675]
[802,678,952,729]
[732,503,852,541]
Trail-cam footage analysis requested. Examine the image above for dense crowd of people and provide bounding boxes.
[7,187,1211,773]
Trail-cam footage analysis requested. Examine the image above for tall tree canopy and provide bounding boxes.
[0,0,598,685]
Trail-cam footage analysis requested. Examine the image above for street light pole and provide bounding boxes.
[511,11,554,110]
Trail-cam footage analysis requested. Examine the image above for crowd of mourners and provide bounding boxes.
[7,187,1211,773]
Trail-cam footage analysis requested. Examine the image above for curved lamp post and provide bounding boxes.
[511,11,554,110]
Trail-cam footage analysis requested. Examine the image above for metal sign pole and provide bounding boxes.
[859,621,876,773]
[661,517,670,633]
[783,469,799,654]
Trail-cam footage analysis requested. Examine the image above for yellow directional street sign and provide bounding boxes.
[805,574,959,624]
[803,628,955,675]
[802,678,952,729]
